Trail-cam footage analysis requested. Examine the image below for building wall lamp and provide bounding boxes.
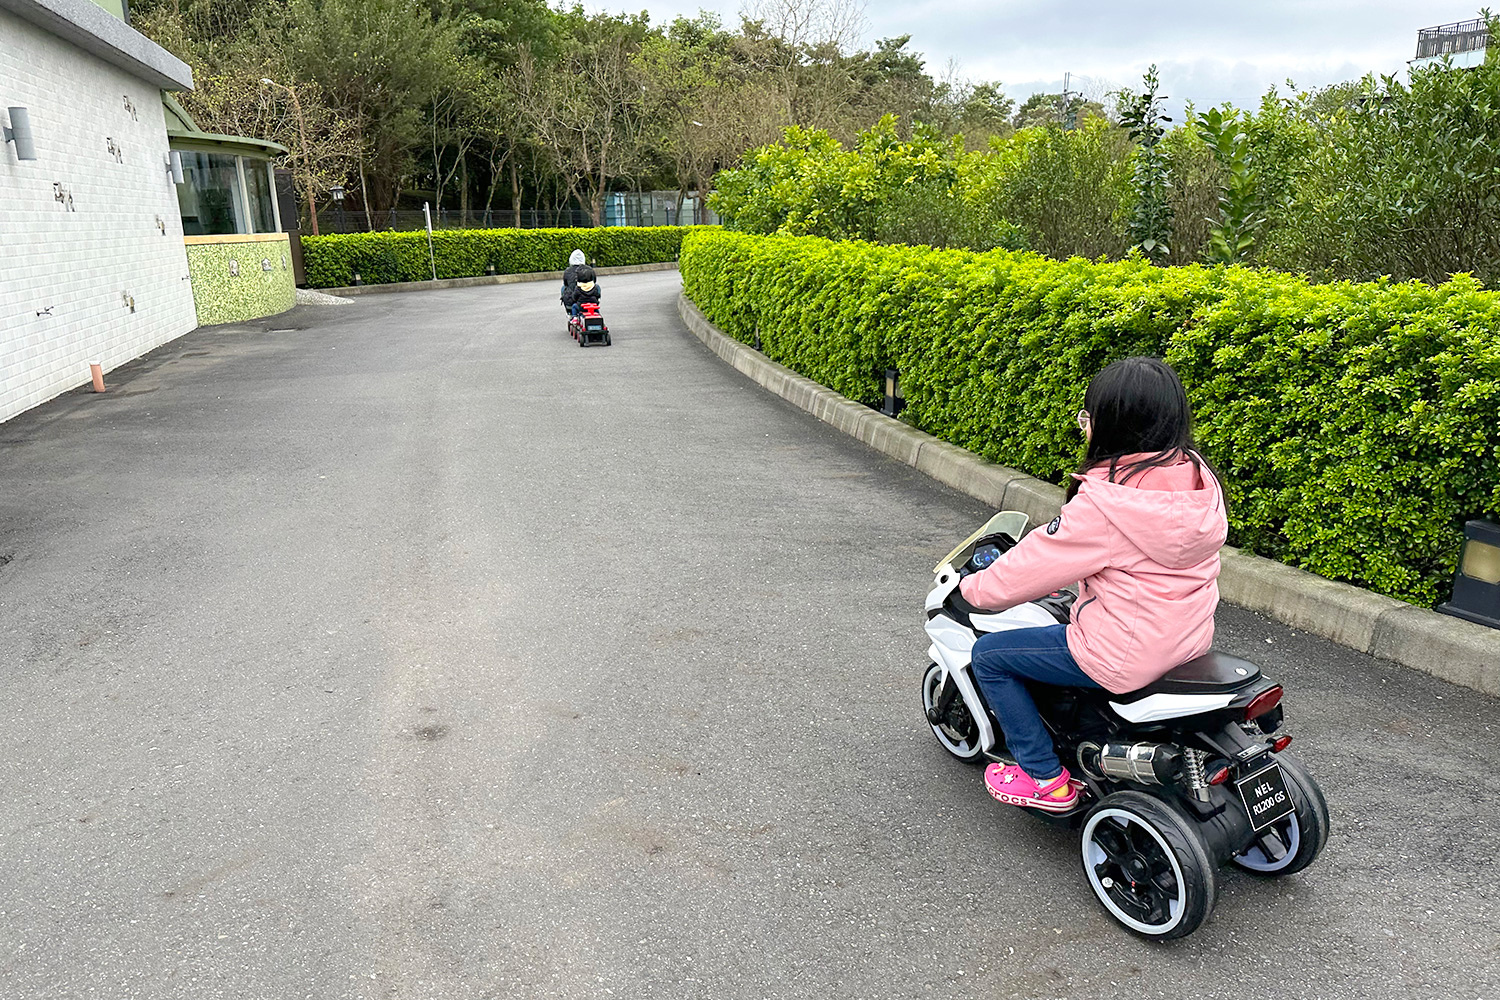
[165,149,184,184]
[4,107,37,161]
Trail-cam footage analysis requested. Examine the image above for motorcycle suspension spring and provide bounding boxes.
[1183,748,1210,801]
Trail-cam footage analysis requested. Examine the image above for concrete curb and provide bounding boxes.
[677,292,1500,697]
[319,261,679,298]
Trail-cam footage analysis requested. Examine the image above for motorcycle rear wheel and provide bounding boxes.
[1081,791,1216,940]
[920,663,985,764]
[1231,753,1330,877]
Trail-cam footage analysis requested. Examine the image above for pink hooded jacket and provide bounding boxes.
[958,453,1228,694]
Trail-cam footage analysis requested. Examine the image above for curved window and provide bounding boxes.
[243,159,277,234]
[177,152,279,236]
[177,151,243,235]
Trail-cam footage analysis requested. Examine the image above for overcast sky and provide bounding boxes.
[625,0,1469,113]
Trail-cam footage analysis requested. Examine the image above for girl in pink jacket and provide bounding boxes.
[958,357,1228,813]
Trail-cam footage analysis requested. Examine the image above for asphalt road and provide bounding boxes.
[2,271,1497,1000]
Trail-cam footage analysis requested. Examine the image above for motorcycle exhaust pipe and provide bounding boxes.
[1078,741,1182,786]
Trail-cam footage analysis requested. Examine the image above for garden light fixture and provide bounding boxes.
[883,368,904,418]
[329,184,346,232]
[1438,520,1500,630]
[4,107,36,161]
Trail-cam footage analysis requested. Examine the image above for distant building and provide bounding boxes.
[1412,18,1490,70]
[603,190,718,228]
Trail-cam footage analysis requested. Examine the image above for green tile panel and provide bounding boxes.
[185,236,296,326]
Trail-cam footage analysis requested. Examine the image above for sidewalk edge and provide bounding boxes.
[676,292,1500,697]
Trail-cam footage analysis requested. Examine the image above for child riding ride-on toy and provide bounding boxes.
[561,261,610,347]
[923,511,1330,939]
[923,356,1330,940]
[568,302,611,347]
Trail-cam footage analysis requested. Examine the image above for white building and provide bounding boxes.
[1412,18,1490,71]
[0,0,198,424]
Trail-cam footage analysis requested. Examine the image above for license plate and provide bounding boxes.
[1237,761,1296,831]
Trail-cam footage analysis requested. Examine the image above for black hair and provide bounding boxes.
[1066,356,1218,501]
[577,265,596,282]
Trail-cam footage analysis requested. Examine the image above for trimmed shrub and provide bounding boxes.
[299,226,692,289]
[680,229,1500,606]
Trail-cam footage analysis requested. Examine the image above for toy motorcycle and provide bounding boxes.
[567,302,611,347]
[922,511,1330,939]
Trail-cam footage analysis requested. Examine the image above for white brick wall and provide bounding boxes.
[0,9,198,424]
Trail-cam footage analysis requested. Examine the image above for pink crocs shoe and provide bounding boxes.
[985,763,1079,813]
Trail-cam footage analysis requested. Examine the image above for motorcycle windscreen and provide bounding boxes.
[933,510,1030,575]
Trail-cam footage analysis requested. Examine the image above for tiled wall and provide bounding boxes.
[0,9,197,424]
[184,235,296,326]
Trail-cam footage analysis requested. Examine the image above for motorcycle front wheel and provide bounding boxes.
[920,663,985,764]
[1080,791,1216,940]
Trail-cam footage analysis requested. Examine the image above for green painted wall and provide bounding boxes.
[89,0,128,20]
[185,237,296,327]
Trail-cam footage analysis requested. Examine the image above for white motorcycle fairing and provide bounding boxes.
[1107,692,1238,723]
[924,520,1069,752]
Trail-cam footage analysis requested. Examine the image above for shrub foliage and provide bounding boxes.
[680,229,1500,606]
[300,227,689,288]
[709,42,1500,288]
[1259,54,1500,287]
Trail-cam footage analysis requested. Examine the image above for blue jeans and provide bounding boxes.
[971,624,1100,780]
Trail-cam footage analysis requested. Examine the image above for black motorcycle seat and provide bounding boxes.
[1112,651,1262,701]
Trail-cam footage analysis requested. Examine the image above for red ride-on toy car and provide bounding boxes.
[567,302,611,347]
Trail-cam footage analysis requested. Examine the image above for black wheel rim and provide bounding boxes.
[922,667,979,754]
[1085,813,1184,930]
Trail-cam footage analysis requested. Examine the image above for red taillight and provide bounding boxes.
[1271,735,1293,753]
[1207,766,1230,786]
[1243,685,1283,721]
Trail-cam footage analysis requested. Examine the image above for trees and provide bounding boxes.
[953,81,1015,144]
[1119,65,1174,262]
[740,0,867,129]
[709,117,972,241]
[516,9,657,225]
[1259,52,1500,286]
[1012,91,1106,130]
[280,0,461,222]
[129,0,1057,231]
[1193,106,1267,264]
[638,16,787,217]
[972,118,1130,259]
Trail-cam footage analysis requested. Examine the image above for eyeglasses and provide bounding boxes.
[1076,409,1091,433]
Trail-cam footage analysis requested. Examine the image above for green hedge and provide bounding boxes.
[680,229,1500,606]
[299,226,693,289]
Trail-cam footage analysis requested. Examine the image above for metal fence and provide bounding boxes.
[1416,19,1490,59]
[309,204,714,235]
